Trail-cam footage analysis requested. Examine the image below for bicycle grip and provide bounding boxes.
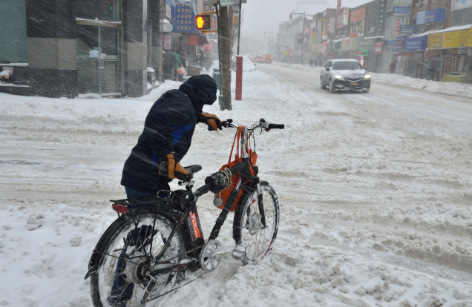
[268,123,284,130]
[194,184,210,197]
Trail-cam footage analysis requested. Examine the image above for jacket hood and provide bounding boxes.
[179,75,217,112]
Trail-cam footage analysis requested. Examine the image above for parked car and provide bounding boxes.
[320,59,371,93]
[251,54,273,64]
[262,54,273,64]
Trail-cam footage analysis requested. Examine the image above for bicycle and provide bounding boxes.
[84,119,284,306]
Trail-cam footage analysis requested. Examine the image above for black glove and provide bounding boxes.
[158,153,189,180]
[199,112,222,131]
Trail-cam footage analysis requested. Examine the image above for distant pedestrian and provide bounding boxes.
[389,61,396,73]
[430,64,439,81]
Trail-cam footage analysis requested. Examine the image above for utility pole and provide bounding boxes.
[237,0,242,55]
[217,4,232,110]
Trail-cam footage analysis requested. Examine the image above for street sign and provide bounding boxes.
[358,50,368,56]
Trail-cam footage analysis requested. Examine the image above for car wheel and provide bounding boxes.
[329,80,335,93]
[363,88,370,93]
[320,77,325,89]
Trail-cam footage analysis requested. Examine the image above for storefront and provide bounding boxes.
[358,37,384,72]
[427,25,472,83]
[403,35,428,79]
[0,0,177,98]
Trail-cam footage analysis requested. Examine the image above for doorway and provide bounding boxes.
[76,20,122,96]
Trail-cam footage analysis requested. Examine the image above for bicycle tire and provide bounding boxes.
[233,182,279,262]
[89,206,185,307]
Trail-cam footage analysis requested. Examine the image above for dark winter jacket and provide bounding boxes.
[121,75,217,194]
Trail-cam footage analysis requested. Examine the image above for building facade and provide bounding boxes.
[275,0,472,83]
[0,0,212,98]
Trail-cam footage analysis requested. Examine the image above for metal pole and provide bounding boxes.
[237,0,242,55]
[301,11,305,65]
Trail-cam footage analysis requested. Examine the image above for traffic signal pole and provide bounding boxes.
[217,5,232,110]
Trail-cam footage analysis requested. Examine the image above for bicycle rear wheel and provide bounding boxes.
[233,182,279,262]
[89,207,185,307]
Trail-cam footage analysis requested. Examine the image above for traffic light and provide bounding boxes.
[195,15,211,30]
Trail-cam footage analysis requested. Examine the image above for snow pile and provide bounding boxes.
[0,64,471,306]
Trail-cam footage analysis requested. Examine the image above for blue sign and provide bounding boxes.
[172,3,200,34]
[405,35,427,52]
[400,25,416,34]
[394,36,406,52]
[416,11,426,25]
[425,8,446,23]
[393,6,410,16]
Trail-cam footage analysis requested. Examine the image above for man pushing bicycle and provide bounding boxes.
[121,74,222,199]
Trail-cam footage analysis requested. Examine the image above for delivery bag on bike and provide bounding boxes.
[215,126,257,212]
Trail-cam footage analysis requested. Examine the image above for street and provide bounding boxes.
[0,63,471,306]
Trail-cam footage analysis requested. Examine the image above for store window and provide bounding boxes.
[0,0,27,63]
[76,0,121,21]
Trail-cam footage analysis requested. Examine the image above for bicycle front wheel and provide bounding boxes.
[89,207,185,307]
[233,182,280,262]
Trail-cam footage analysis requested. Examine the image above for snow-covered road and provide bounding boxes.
[0,63,471,306]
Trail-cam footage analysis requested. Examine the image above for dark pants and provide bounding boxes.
[125,186,155,199]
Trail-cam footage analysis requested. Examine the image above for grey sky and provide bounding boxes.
[242,0,372,36]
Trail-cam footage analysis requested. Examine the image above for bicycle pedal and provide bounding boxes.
[232,244,246,260]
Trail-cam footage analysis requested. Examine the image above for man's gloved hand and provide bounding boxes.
[159,153,189,180]
[199,112,222,131]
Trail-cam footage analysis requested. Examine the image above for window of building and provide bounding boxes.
[76,0,121,21]
[0,0,27,63]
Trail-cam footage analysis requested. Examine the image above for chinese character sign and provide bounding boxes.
[172,3,200,33]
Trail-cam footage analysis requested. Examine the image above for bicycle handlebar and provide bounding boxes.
[222,118,285,131]
[268,123,285,130]
[193,119,284,197]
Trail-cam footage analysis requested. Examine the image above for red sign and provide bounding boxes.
[375,42,382,53]
[395,18,402,34]
[164,35,172,49]
[350,7,366,23]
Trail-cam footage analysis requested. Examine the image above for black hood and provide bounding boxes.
[179,75,217,112]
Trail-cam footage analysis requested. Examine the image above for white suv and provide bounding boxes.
[320,59,371,93]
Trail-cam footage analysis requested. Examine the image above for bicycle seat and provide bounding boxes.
[184,165,202,174]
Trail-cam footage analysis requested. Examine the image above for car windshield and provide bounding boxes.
[332,61,362,70]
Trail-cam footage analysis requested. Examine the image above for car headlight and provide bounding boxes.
[334,74,344,80]
[363,74,371,79]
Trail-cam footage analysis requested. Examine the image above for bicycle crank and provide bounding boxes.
[199,239,222,272]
